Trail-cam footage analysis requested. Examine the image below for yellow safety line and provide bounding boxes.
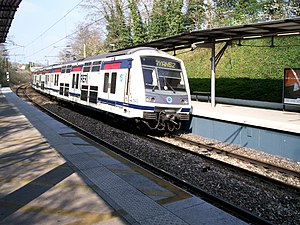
[127,164,192,205]
[86,143,193,205]
[87,153,110,158]
[142,190,175,197]
[110,169,139,174]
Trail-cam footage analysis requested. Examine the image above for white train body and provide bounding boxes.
[32,47,191,131]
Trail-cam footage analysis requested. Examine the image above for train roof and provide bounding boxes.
[34,47,166,71]
[83,47,163,61]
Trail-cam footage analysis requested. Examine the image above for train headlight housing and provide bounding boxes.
[146,96,156,102]
[181,99,188,104]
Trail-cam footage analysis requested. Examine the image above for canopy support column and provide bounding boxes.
[211,41,216,107]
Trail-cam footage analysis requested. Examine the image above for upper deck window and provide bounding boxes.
[61,66,66,73]
[66,65,72,73]
[91,65,100,72]
[83,62,91,72]
[91,61,101,72]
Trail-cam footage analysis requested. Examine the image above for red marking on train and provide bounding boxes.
[45,70,49,74]
[104,62,121,70]
[72,66,82,72]
[55,68,61,73]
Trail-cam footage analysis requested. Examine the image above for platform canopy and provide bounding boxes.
[0,0,22,43]
[132,17,300,51]
[127,17,300,107]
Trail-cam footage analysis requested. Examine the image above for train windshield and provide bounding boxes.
[141,56,186,93]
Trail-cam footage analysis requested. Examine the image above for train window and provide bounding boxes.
[54,74,59,86]
[66,66,72,73]
[142,67,158,90]
[61,67,66,73]
[72,74,75,88]
[64,84,69,96]
[91,66,100,72]
[157,68,185,92]
[89,85,98,104]
[103,73,109,93]
[93,61,101,65]
[83,66,91,72]
[76,74,79,89]
[110,72,117,94]
[59,83,64,95]
[90,86,98,91]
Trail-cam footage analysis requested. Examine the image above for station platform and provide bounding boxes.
[190,101,300,162]
[192,101,300,134]
[0,87,246,224]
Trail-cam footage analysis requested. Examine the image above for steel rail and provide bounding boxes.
[174,135,300,179]
[146,134,300,192]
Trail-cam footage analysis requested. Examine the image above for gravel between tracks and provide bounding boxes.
[26,88,300,225]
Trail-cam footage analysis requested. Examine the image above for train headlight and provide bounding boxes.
[181,99,188,104]
[146,96,156,102]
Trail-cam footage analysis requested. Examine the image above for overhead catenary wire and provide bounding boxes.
[27,17,105,58]
[24,0,86,48]
[27,3,133,60]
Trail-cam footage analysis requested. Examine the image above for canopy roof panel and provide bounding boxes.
[0,0,22,43]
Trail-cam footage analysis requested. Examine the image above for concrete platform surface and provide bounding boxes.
[192,101,300,134]
[0,87,247,225]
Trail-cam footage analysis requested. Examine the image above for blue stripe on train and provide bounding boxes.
[98,98,190,112]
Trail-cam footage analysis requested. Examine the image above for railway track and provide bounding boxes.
[15,84,29,100]
[15,85,275,224]
[174,135,300,179]
[16,85,300,224]
[148,134,300,191]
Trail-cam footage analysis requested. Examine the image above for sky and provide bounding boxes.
[7,0,88,65]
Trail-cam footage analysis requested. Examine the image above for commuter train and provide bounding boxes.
[32,47,191,131]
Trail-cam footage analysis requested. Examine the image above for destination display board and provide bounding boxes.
[283,68,300,105]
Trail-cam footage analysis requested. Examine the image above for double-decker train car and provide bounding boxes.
[32,47,191,131]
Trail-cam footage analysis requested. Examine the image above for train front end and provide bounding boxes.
[138,52,191,131]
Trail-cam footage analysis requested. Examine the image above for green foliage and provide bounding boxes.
[104,0,132,49]
[178,36,300,102]
[128,0,146,45]
[213,0,263,25]
[148,0,167,40]
[184,0,206,31]
[165,0,185,36]
[98,0,300,48]
[0,56,31,87]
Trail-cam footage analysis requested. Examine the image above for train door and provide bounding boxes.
[124,68,131,105]
[101,70,127,106]
[102,71,117,105]
[71,71,80,101]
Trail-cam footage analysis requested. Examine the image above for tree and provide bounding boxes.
[60,22,105,62]
[213,0,262,26]
[165,0,185,36]
[261,0,285,20]
[148,0,169,40]
[184,0,207,31]
[129,0,147,45]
